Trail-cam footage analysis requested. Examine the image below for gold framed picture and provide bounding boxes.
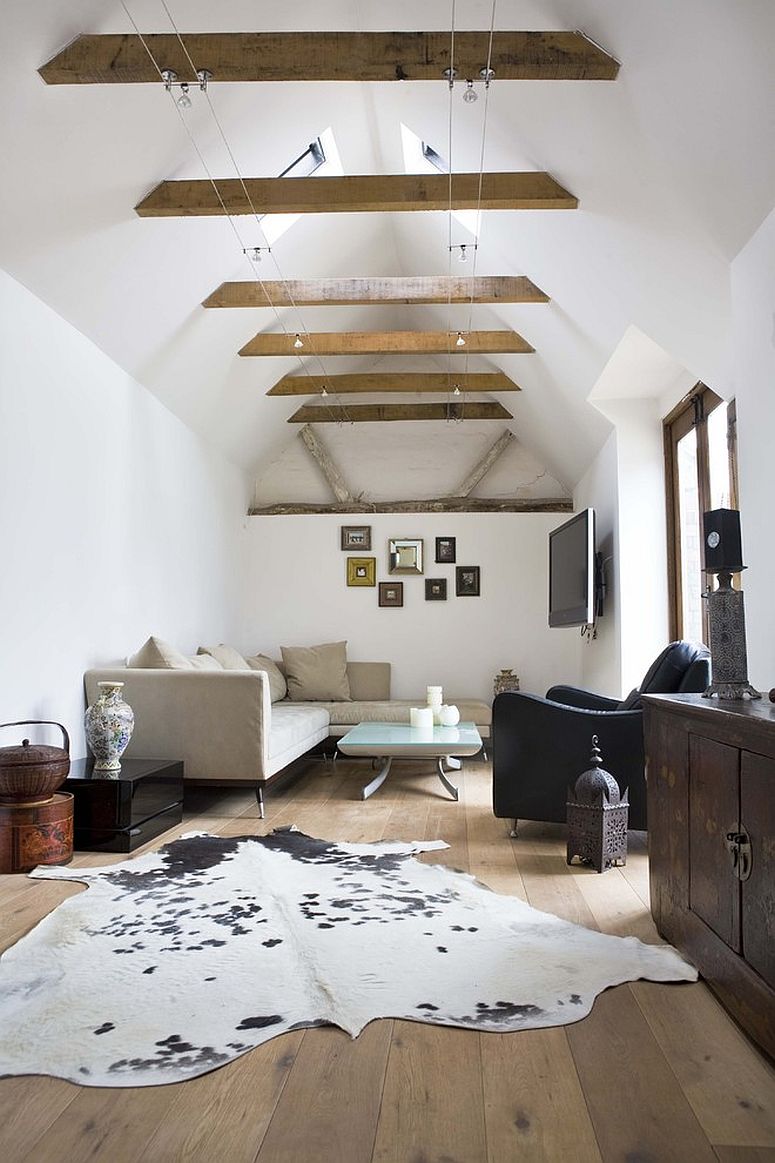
[346,557,376,586]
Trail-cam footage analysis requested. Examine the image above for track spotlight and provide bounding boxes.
[244,246,271,262]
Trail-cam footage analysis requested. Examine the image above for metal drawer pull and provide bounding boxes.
[725,830,753,881]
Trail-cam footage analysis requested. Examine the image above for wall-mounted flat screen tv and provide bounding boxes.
[548,508,596,628]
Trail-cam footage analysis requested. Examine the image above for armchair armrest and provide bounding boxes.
[492,691,647,829]
[84,668,271,781]
[545,685,621,711]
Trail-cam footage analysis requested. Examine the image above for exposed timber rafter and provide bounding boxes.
[297,424,354,504]
[240,330,534,358]
[248,498,572,516]
[204,276,548,309]
[40,31,619,85]
[269,373,520,397]
[454,430,517,497]
[287,402,513,424]
[135,173,577,218]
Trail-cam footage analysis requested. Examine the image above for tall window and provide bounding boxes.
[664,384,738,642]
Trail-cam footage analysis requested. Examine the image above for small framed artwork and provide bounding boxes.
[425,578,447,601]
[341,525,371,551]
[456,565,481,596]
[347,557,376,587]
[435,537,456,564]
[379,582,404,608]
[388,538,423,575]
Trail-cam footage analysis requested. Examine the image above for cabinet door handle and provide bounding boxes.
[725,830,753,882]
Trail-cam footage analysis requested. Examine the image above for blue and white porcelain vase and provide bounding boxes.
[84,681,134,772]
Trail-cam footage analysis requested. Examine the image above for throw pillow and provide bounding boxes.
[187,655,223,671]
[280,641,352,702]
[197,644,249,670]
[246,654,288,703]
[129,636,192,669]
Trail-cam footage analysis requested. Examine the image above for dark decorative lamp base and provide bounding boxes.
[702,572,761,701]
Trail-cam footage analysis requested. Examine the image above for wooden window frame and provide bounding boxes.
[664,383,738,640]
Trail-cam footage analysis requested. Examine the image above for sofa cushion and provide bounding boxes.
[246,654,287,703]
[187,655,223,671]
[281,641,351,702]
[617,688,642,710]
[268,703,330,759]
[129,637,193,670]
[299,698,492,728]
[197,644,249,670]
[346,662,391,701]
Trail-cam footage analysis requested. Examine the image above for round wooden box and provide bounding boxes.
[0,792,74,874]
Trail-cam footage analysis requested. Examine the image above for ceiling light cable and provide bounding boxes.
[444,0,457,418]
[460,0,499,422]
[153,0,353,422]
[120,1,350,420]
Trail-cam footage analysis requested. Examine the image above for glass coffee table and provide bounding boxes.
[336,721,482,801]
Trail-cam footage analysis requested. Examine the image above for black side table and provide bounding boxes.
[63,757,184,852]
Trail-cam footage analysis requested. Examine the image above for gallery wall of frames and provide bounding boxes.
[340,526,481,608]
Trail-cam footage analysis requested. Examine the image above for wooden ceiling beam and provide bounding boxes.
[249,498,573,516]
[40,32,619,85]
[135,173,576,217]
[240,330,533,357]
[204,276,548,308]
[287,402,513,423]
[269,372,519,397]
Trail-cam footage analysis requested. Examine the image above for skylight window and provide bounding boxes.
[400,123,480,239]
[259,126,343,244]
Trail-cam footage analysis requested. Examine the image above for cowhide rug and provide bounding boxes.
[0,829,696,1087]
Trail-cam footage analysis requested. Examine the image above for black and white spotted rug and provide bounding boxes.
[0,829,696,1087]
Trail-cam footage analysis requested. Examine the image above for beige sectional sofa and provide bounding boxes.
[84,658,491,816]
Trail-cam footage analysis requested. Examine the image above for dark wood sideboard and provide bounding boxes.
[643,693,775,1059]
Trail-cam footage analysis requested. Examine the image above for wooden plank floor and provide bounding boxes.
[1,758,774,1163]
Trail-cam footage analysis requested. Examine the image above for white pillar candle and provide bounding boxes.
[426,685,443,710]
[411,706,435,734]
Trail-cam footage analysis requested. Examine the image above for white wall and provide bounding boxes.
[0,269,249,757]
[574,432,621,696]
[732,207,775,691]
[240,513,582,703]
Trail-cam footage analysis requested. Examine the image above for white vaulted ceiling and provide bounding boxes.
[2,1,774,491]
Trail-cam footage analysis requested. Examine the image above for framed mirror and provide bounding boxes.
[388,538,424,575]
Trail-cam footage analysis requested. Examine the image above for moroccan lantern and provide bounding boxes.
[566,735,628,873]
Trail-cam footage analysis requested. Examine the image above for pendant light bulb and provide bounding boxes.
[293,334,303,349]
[458,245,468,264]
[456,331,466,347]
[462,80,478,104]
[453,385,461,396]
[321,387,328,398]
[177,82,192,109]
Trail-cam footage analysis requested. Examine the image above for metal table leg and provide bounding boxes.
[361,756,392,800]
[436,758,459,801]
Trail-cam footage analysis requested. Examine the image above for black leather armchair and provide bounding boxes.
[492,641,711,832]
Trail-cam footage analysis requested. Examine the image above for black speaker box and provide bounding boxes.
[703,508,745,572]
